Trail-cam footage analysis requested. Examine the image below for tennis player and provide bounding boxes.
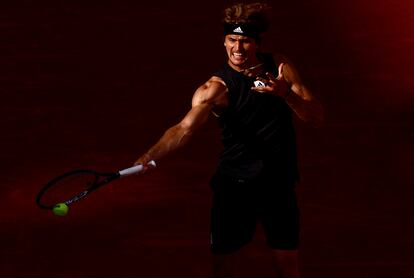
[135,2,323,277]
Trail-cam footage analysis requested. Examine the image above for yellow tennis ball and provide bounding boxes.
[52,203,69,216]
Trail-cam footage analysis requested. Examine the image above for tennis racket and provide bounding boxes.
[36,161,156,211]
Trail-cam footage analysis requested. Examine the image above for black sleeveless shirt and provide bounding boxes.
[212,53,299,182]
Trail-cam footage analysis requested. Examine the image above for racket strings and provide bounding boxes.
[40,172,99,207]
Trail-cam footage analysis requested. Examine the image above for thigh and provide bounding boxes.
[257,183,300,250]
[210,173,257,254]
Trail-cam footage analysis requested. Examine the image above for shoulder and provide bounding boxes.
[197,76,227,92]
[192,76,228,106]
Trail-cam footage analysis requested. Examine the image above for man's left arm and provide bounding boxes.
[252,62,324,127]
[282,63,324,127]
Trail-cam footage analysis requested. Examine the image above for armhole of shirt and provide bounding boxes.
[211,70,231,118]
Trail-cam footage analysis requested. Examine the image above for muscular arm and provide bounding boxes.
[283,63,324,127]
[135,77,228,166]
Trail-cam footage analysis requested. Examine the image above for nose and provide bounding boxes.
[234,41,242,52]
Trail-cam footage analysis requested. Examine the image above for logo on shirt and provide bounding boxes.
[254,80,266,87]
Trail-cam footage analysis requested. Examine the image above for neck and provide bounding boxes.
[231,61,264,77]
[240,62,264,73]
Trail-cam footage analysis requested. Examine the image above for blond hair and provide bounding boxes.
[223,2,271,33]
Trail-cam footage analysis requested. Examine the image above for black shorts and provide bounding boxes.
[209,171,300,254]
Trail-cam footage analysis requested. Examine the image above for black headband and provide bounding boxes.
[223,23,260,40]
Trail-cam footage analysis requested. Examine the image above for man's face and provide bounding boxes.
[224,34,259,69]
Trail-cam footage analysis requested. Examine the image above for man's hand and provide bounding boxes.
[133,153,156,174]
[251,63,290,98]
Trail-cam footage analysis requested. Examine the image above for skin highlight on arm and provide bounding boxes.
[134,78,228,166]
[282,63,325,127]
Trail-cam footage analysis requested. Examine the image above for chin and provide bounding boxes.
[230,58,247,67]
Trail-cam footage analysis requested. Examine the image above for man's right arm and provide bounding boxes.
[134,77,227,168]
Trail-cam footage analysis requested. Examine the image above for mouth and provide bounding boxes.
[231,52,246,62]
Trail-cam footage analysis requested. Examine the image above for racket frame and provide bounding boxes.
[36,161,155,210]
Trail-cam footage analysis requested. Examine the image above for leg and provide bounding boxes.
[258,179,301,278]
[212,253,238,278]
[209,173,257,278]
[270,249,300,278]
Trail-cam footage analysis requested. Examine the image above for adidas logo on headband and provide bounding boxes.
[233,26,243,33]
[224,23,260,39]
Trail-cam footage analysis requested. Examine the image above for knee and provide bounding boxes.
[271,249,300,270]
[212,253,238,278]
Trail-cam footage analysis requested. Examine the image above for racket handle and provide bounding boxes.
[118,160,156,177]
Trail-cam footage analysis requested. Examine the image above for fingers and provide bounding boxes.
[277,63,284,79]
[251,84,272,93]
[251,68,288,96]
[133,160,155,174]
[250,63,285,94]
[134,154,152,168]
[265,72,275,81]
[133,158,144,166]
[256,76,270,84]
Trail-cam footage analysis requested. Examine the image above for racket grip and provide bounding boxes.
[119,160,156,177]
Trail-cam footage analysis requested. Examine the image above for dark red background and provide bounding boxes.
[1,0,413,277]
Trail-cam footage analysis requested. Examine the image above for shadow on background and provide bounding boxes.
[0,0,413,277]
